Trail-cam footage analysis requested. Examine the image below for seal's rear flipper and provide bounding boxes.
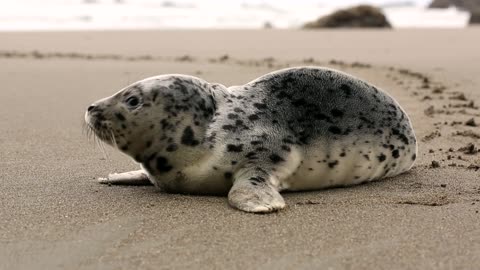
[97,170,152,186]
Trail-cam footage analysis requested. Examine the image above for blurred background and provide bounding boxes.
[0,0,477,31]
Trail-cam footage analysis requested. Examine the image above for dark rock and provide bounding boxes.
[429,0,480,24]
[263,21,274,29]
[303,5,391,29]
[470,10,480,24]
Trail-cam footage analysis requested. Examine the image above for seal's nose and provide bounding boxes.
[87,105,96,112]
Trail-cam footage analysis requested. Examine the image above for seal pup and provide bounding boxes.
[85,67,417,213]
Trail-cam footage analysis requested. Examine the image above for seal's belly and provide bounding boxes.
[283,136,417,191]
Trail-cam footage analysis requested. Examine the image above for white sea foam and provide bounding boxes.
[0,0,471,31]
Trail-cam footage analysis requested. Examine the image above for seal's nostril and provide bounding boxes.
[87,105,96,112]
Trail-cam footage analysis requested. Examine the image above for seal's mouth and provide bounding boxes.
[84,112,116,146]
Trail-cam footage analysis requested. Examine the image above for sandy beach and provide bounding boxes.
[0,28,479,269]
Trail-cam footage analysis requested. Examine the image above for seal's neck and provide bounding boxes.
[132,80,228,177]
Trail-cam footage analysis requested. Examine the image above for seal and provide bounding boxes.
[85,67,417,213]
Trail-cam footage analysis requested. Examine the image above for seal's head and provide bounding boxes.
[85,75,221,165]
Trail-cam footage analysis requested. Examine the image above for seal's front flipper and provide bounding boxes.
[97,170,152,186]
[228,170,285,213]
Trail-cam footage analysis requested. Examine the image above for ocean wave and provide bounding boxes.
[0,0,470,30]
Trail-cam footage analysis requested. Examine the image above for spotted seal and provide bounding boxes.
[85,67,417,213]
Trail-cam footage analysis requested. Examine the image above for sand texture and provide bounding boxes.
[0,29,479,270]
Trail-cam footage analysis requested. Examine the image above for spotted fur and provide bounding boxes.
[85,67,417,213]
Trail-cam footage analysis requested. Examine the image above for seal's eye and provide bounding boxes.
[125,96,140,108]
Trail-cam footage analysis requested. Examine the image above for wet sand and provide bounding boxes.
[0,28,479,270]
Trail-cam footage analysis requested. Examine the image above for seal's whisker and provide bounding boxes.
[82,120,97,143]
[110,130,118,148]
[97,137,109,160]
[88,128,94,142]
[84,122,109,159]
[82,122,90,140]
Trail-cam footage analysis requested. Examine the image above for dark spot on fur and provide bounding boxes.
[166,144,178,152]
[152,90,159,102]
[233,107,244,113]
[246,152,257,159]
[253,103,267,110]
[328,160,339,168]
[281,145,291,152]
[250,140,262,145]
[292,98,307,107]
[160,119,174,131]
[115,113,126,121]
[392,149,400,158]
[359,116,374,125]
[156,157,173,173]
[328,126,342,134]
[330,109,344,118]
[181,126,199,146]
[398,134,410,145]
[269,154,284,164]
[235,120,245,126]
[412,154,416,160]
[313,112,332,122]
[340,84,352,97]
[227,144,243,152]
[222,125,236,131]
[248,114,260,121]
[276,91,291,99]
[378,154,386,162]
